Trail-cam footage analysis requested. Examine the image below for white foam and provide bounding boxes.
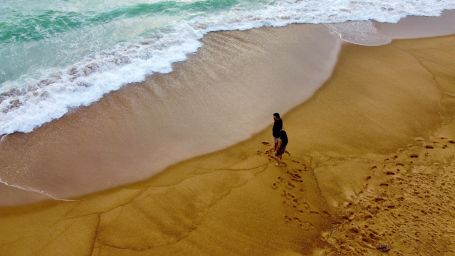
[1,0,455,135]
[0,177,77,202]
[0,134,6,143]
[326,21,392,46]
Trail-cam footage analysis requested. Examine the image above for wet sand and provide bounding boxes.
[1,11,455,207]
[375,9,455,39]
[0,24,341,205]
[0,33,454,255]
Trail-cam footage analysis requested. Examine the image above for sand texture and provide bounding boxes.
[317,136,455,255]
[0,34,454,255]
[0,24,341,206]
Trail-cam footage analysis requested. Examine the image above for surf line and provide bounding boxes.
[0,178,78,203]
[324,22,392,46]
[0,134,7,144]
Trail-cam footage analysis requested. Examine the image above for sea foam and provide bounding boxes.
[1,0,454,135]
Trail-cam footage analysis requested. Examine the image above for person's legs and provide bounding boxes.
[273,137,279,151]
[275,146,286,166]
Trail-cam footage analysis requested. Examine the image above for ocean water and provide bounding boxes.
[1,0,454,135]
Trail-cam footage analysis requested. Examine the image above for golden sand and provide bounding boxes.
[0,35,454,255]
[0,25,340,205]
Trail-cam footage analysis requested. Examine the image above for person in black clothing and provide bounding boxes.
[272,113,283,151]
[275,130,288,163]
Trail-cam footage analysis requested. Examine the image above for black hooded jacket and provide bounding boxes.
[273,118,282,138]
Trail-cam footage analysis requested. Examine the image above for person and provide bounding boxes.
[272,113,283,151]
[275,129,288,165]
[276,130,288,158]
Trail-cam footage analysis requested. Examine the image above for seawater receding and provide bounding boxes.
[0,177,77,203]
[0,5,455,206]
[0,24,342,206]
[327,10,455,46]
[326,21,392,46]
[1,1,455,135]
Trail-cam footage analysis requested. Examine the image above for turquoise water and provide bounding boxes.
[0,0,242,83]
[0,0,454,135]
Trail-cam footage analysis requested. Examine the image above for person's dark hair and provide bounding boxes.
[273,113,280,119]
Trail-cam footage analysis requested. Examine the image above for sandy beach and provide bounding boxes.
[0,24,341,206]
[1,10,454,207]
[0,20,454,255]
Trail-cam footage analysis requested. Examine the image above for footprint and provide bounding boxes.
[292,173,301,178]
[380,183,389,187]
[261,141,270,145]
[425,145,434,149]
[374,197,385,202]
[299,221,314,230]
[344,202,353,207]
[386,171,395,175]
[409,154,419,158]
[278,162,288,167]
[349,227,360,234]
[287,183,295,189]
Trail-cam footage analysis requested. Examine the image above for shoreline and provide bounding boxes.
[1,34,454,255]
[1,11,455,206]
[0,23,342,206]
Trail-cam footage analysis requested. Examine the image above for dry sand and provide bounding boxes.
[1,11,454,207]
[0,34,454,255]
